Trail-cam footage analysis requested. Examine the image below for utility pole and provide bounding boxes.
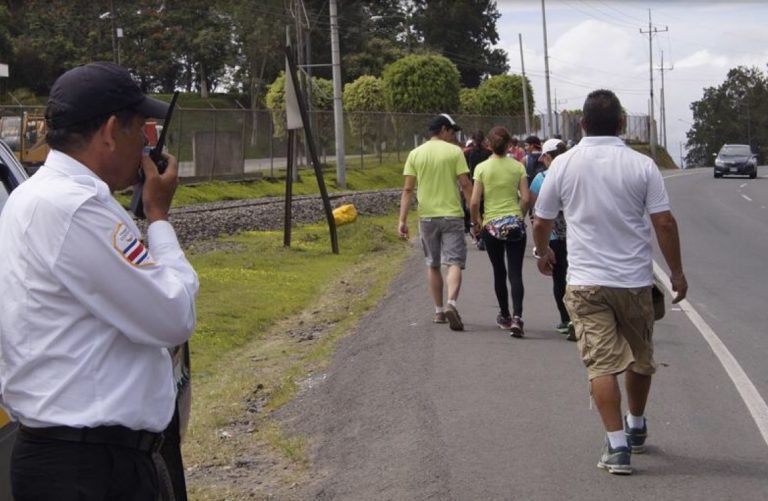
[518,33,531,135]
[640,9,668,159]
[329,0,346,188]
[541,0,553,137]
[657,51,673,150]
[553,89,567,137]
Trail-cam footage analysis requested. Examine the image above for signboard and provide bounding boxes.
[284,59,303,130]
[0,64,8,78]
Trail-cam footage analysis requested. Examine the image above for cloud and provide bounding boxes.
[676,50,730,69]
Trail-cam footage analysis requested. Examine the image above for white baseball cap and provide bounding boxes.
[542,138,565,155]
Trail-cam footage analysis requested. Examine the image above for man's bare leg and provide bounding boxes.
[625,370,652,417]
[591,374,623,432]
[445,265,462,302]
[427,267,444,307]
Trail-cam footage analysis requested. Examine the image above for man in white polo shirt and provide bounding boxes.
[532,89,687,475]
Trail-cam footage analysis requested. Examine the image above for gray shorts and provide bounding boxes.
[419,217,467,269]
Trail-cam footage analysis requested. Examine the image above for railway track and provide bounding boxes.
[157,189,403,248]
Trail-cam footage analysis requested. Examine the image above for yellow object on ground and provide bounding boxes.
[0,409,10,428]
[333,204,358,225]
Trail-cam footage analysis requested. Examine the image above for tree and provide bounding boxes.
[411,0,508,87]
[382,54,461,113]
[121,1,185,93]
[343,37,405,83]
[4,0,236,96]
[686,66,768,166]
[159,0,235,97]
[343,75,386,150]
[265,72,333,138]
[475,73,534,117]
[229,0,284,106]
[459,88,481,114]
[6,0,109,94]
[0,6,14,67]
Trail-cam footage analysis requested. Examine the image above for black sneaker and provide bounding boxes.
[624,416,648,454]
[509,316,524,338]
[597,440,632,475]
[496,314,512,330]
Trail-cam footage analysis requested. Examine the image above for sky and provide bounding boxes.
[494,0,768,166]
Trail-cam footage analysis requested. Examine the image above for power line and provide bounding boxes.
[559,0,637,30]
[590,0,647,23]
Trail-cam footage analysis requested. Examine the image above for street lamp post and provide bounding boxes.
[99,7,119,64]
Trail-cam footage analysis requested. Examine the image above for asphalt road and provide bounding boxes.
[278,166,768,500]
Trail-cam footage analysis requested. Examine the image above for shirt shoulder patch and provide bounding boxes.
[112,223,155,267]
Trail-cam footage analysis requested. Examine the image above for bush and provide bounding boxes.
[382,54,461,113]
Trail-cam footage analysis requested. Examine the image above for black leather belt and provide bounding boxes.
[19,424,164,452]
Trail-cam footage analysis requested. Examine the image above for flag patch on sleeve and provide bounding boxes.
[112,223,155,267]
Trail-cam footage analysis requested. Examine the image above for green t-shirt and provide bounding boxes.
[473,156,526,223]
[403,139,469,218]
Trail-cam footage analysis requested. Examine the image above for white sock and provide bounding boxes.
[607,430,628,449]
[447,299,457,307]
[627,412,645,429]
[435,306,444,314]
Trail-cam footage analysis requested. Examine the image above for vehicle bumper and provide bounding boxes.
[715,165,756,175]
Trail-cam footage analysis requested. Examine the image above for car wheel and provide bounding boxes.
[714,172,721,178]
[750,172,757,179]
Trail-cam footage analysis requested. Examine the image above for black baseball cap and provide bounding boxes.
[428,113,461,133]
[46,62,169,129]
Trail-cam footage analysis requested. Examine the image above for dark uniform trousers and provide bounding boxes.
[11,428,159,501]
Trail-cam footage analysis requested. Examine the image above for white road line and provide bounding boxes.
[662,171,702,180]
[742,194,753,202]
[740,183,748,188]
[653,261,768,448]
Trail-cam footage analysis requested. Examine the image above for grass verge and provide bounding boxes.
[183,211,413,499]
[115,153,405,208]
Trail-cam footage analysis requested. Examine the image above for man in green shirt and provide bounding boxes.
[398,114,473,331]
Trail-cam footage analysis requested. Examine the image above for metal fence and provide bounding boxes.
[1,105,651,179]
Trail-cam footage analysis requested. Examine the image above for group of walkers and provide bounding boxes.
[398,89,687,475]
[403,117,572,339]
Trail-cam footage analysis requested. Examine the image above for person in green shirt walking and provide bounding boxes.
[398,114,474,331]
[470,126,530,336]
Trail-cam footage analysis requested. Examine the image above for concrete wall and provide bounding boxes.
[192,131,244,177]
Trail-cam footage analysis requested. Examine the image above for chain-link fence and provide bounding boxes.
[1,105,651,179]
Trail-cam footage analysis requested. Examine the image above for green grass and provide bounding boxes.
[183,212,414,498]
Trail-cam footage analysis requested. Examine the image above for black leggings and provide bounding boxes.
[549,238,570,324]
[483,232,526,318]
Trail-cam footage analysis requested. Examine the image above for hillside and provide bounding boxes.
[630,144,679,170]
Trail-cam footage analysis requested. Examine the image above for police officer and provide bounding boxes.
[0,62,199,500]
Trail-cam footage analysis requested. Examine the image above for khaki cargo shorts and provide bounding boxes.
[419,217,467,269]
[564,285,656,380]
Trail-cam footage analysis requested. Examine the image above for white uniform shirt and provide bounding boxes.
[535,136,670,288]
[0,150,199,432]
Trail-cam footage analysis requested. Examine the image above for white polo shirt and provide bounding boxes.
[0,150,199,432]
[535,136,670,287]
